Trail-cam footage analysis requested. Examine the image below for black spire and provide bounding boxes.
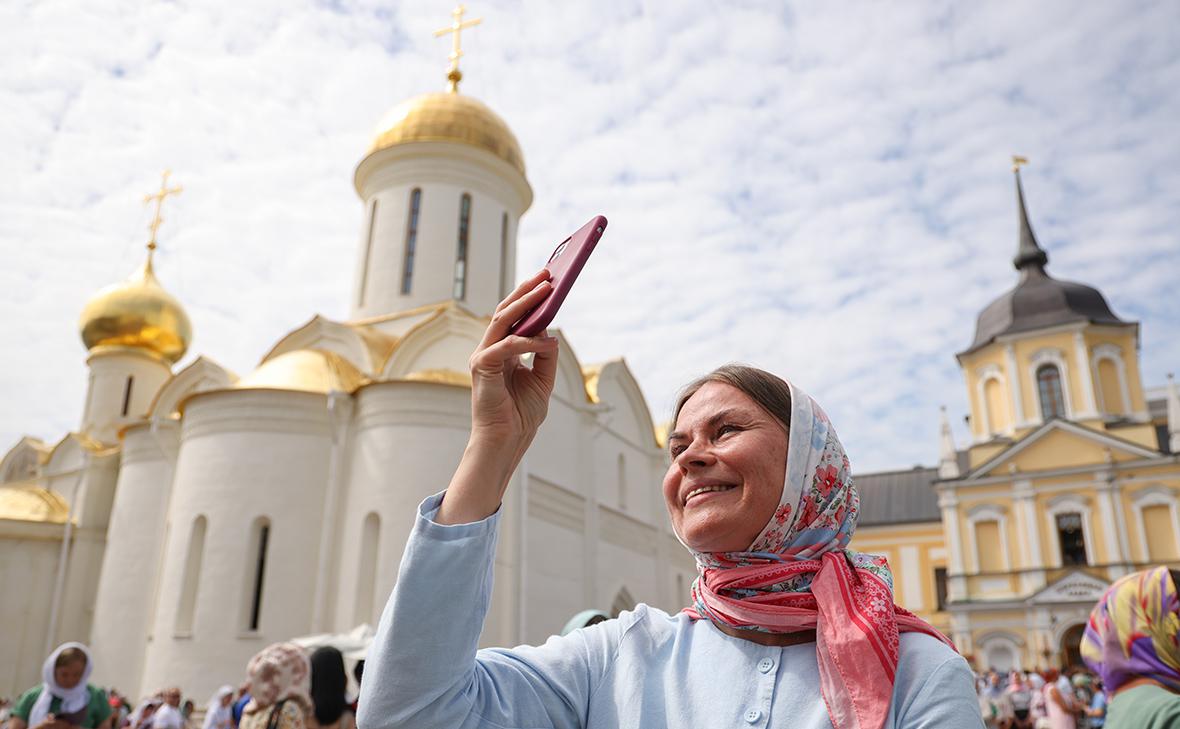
[1012,162,1048,274]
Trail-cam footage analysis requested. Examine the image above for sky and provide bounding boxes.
[1,0,1178,473]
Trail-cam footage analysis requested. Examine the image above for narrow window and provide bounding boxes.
[175,516,207,635]
[354,513,380,626]
[401,189,421,295]
[1055,512,1087,566]
[499,212,509,299]
[358,199,378,307]
[975,520,1004,572]
[1142,505,1178,560]
[246,519,271,631]
[121,376,134,416]
[1037,364,1066,420]
[617,453,627,510]
[934,567,949,611]
[454,193,472,300]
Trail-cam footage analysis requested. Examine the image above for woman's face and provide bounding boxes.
[220,694,234,708]
[663,381,788,553]
[53,659,86,690]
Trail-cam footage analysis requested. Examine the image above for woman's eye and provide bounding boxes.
[669,445,686,457]
[718,424,740,436]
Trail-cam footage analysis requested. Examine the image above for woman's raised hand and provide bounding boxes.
[436,270,560,525]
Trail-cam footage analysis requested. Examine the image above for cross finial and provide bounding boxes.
[143,170,183,259]
[1011,155,1029,173]
[434,5,482,93]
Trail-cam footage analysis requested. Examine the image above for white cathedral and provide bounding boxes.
[0,58,696,699]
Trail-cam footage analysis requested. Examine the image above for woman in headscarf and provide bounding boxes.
[1080,566,1180,728]
[308,648,354,729]
[356,272,980,728]
[8,643,112,729]
[200,688,235,729]
[240,643,312,729]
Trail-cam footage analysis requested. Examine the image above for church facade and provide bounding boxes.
[849,165,1180,672]
[0,71,696,699]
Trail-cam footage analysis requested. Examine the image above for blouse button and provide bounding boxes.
[745,709,762,723]
[757,657,775,673]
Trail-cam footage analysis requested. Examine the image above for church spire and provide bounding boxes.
[1011,156,1048,274]
[434,5,482,93]
[938,406,961,479]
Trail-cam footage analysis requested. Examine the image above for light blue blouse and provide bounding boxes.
[357,493,983,729]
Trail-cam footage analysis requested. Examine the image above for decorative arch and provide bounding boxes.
[262,315,396,376]
[1130,485,1180,561]
[1028,348,1074,422]
[150,356,237,419]
[0,436,50,485]
[976,630,1024,672]
[975,364,1011,437]
[1091,344,1131,417]
[381,306,485,382]
[965,504,1011,573]
[1044,494,1094,567]
[588,359,661,448]
[610,586,636,617]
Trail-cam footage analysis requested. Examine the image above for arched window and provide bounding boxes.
[121,376,135,417]
[974,520,1004,572]
[1142,504,1179,560]
[454,193,472,300]
[358,198,378,306]
[175,515,207,635]
[611,587,635,617]
[1037,365,1066,420]
[1055,512,1087,566]
[243,517,271,632]
[354,512,380,626]
[499,212,510,300]
[1096,357,1126,415]
[401,189,421,295]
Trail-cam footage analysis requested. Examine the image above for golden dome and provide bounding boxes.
[79,256,192,363]
[236,349,367,394]
[0,485,69,524]
[367,92,526,175]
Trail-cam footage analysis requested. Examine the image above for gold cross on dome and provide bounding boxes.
[1011,155,1029,173]
[144,170,183,253]
[434,5,482,92]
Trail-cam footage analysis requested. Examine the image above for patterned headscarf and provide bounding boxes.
[681,376,953,729]
[1080,566,1180,693]
[244,643,312,715]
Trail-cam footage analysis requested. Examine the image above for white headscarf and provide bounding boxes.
[29,642,93,728]
[200,687,234,729]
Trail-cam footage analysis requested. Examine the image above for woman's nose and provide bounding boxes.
[676,438,714,468]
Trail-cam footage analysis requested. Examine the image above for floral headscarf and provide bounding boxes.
[1080,566,1180,693]
[244,643,312,716]
[682,376,953,729]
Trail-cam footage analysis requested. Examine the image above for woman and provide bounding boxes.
[356,272,980,728]
[308,648,354,729]
[201,688,234,729]
[240,644,311,729]
[8,643,112,729]
[1080,566,1180,728]
[1042,668,1077,729]
[1006,671,1035,729]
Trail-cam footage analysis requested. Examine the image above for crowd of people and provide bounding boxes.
[976,667,1107,729]
[0,643,364,729]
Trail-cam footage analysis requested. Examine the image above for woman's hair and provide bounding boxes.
[55,647,87,669]
[309,647,347,726]
[672,364,792,434]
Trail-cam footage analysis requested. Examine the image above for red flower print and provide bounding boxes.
[775,504,792,525]
[815,465,840,497]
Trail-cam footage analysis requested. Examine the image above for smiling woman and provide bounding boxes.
[7,643,112,729]
[356,272,980,729]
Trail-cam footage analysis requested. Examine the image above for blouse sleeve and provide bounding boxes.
[356,492,621,729]
[896,653,985,728]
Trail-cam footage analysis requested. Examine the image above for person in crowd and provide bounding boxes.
[1082,677,1105,729]
[355,272,981,729]
[346,663,363,716]
[980,670,1013,728]
[308,648,353,729]
[1005,671,1035,729]
[200,688,234,729]
[2,698,14,727]
[1042,668,1077,729]
[240,643,311,729]
[127,698,161,729]
[230,687,250,729]
[558,609,610,637]
[1081,566,1180,728]
[7,643,112,729]
[150,689,183,729]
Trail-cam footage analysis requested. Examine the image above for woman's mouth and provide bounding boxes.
[684,484,736,505]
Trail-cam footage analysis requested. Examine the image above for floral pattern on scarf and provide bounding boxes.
[1080,565,1180,693]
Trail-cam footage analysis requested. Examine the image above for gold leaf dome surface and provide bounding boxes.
[368,92,526,175]
[0,485,69,524]
[79,258,192,363]
[236,349,367,394]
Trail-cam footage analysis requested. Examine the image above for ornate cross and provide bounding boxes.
[1011,155,1029,173]
[434,5,482,92]
[144,170,183,253]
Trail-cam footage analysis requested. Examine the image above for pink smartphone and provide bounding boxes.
[509,215,607,337]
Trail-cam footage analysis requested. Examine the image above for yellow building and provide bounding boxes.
[851,165,1180,672]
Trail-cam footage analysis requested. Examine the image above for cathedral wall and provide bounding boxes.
[140,390,333,701]
[1084,328,1145,414]
[89,423,177,697]
[0,521,65,697]
[525,517,586,642]
[82,349,173,445]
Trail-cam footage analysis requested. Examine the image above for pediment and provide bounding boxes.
[970,420,1159,478]
[1029,570,1109,605]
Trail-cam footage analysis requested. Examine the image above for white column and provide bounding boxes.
[939,491,967,602]
[1013,480,1045,593]
[311,391,354,632]
[1073,332,1098,418]
[1167,374,1180,453]
[1005,344,1026,426]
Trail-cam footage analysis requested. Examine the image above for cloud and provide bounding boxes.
[1,0,1178,472]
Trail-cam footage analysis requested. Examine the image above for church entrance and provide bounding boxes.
[1060,623,1086,669]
